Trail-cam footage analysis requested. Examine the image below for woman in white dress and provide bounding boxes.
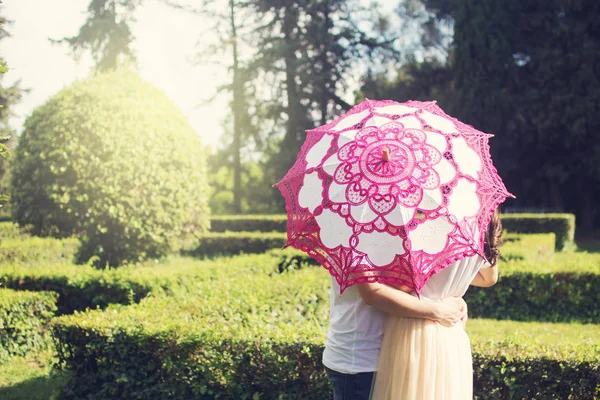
[368,210,503,400]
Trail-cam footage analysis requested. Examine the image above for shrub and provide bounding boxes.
[209,215,287,233]
[11,70,210,266]
[51,266,599,400]
[465,271,600,323]
[502,213,575,251]
[185,231,286,256]
[270,233,557,273]
[0,255,280,314]
[270,235,599,323]
[0,262,152,315]
[0,221,26,240]
[0,289,57,363]
[0,236,79,265]
[210,213,577,253]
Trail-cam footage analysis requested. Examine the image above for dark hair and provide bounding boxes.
[484,209,502,266]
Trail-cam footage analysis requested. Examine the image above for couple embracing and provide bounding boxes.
[274,99,513,400]
[323,211,503,400]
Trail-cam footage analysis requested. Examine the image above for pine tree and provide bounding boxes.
[53,0,139,71]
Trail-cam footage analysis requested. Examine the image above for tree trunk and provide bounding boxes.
[282,4,302,147]
[230,0,242,214]
[319,0,331,126]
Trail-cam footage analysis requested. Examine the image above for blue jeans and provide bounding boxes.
[325,366,374,400]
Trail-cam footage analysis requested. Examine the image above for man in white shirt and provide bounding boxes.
[323,278,468,400]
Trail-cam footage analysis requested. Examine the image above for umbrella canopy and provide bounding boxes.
[275,99,512,294]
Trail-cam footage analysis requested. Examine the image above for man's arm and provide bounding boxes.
[357,283,467,327]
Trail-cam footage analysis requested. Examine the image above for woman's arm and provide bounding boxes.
[357,282,467,327]
[470,264,498,287]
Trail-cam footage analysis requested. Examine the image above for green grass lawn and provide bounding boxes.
[0,351,67,400]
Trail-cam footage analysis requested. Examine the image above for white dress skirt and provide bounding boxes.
[370,255,487,400]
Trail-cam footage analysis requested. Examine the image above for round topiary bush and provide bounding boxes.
[11,70,210,266]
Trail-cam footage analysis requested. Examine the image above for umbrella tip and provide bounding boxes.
[382,147,390,161]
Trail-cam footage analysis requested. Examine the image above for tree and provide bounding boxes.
[452,0,600,231]
[53,0,139,71]
[248,0,399,210]
[0,9,25,195]
[361,0,600,231]
[11,71,210,266]
[359,58,454,108]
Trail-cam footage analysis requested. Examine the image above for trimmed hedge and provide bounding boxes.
[0,236,79,265]
[209,215,287,233]
[0,255,281,315]
[270,236,599,323]
[0,262,153,315]
[465,271,600,323]
[0,289,57,363]
[270,233,557,270]
[502,213,575,251]
[209,213,575,251]
[186,231,286,256]
[0,221,27,240]
[52,263,599,399]
[189,231,556,260]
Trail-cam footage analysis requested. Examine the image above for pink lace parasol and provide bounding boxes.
[274,99,513,295]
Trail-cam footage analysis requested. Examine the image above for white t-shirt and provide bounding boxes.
[322,255,487,374]
[322,276,386,374]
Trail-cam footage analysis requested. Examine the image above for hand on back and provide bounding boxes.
[432,297,468,327]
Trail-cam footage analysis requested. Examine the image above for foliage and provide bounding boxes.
[501,213,576,251]
[209,214,287,232]
[0,12,24,191]
[10,70,210,267]
[451,0,600,232]
[0,237,79,265]
[51,261,599,399]
[207,155,277,214]
[465,271,600,323]
[53,0,139,71]
[359,57,454,111]
[273,233,600,323]
[0,289,57,364]
[0,252,284,315]
[185,231,286,256]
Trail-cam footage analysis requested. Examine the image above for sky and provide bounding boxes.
[1,0,406,151]
[1,0,229,149]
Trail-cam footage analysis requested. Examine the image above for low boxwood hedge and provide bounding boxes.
[185,231,287,257]
[189,232,557,260]
[0,289,57,363]
[465,272,600,323]
[0,255,281,315]
[0,221,27,240]
[270,233,556,270]
[502,213,575,251]
[209,213,575,252]
[0,262,153,315]
[52,265,599,399]
[210,215,287,233]
[0,236,79,265]
[3,232,594,322]
[270,237,599,323]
